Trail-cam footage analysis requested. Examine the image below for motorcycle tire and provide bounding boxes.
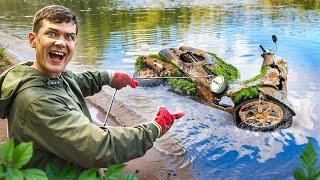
[133,68,164,87]
[234,97,293,132]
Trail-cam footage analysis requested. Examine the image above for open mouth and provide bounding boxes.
[49,50,66,62]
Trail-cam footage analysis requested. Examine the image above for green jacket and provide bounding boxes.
[0,61,160,169]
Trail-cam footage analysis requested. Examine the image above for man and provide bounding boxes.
[0,5,184,169]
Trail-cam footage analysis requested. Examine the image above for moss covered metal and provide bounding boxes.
[135,54,198,95]
[244,65,268,84]
[134,51,241,96]
[231,86,260,104]
[206,52,240,82]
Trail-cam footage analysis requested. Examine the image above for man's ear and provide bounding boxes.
[28,32,36,48]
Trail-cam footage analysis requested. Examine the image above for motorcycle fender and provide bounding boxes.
[259,87,296,116]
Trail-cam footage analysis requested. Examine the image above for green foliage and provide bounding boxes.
[122,173,139,180]
[0,139,14,166]
[104,164,126,180]
[0,46,6,60]
[23,169,48,180]
[231,87,259,104]
[13,141,33,169]
[293,139,320,180]
[166,78,197,95]
[79,168,99,180]
[0,140,138,180]
[206,52,240,82]
[0,139,47,180]
[244,65,268,84]
[45,163,77,180]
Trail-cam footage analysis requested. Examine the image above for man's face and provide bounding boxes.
[28,20,77,77]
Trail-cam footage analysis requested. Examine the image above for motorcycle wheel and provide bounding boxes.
[133,68,164,87]
[234,97,293,131]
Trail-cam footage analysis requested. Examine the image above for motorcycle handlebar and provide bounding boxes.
[259,45,267,53]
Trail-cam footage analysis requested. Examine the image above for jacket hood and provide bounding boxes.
[0,61,51,118]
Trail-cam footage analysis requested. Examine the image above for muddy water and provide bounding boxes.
[1,0,320,179]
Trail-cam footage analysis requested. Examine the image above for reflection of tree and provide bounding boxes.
[1,0,319,65]
[265,0,320,9]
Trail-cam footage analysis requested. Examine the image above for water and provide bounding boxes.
[1,0,320,179]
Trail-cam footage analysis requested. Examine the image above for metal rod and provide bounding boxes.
[103,89,117,126]
[134,75,214,79]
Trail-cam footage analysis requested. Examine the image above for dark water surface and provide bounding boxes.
[1,0,320,179]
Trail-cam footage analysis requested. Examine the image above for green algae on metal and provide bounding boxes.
[206,52,240,82]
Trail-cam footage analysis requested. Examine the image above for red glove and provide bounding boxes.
[154,107,185,136]
[110,71,139,90]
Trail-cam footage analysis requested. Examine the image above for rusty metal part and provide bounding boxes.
[141,56,176,76]
[259,87,295,115]
[137,68,159,78]
[262,53,274,66]
[159,48,215,105]
[239,100,284,128]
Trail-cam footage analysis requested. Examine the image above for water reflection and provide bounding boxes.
[1,0,320,179]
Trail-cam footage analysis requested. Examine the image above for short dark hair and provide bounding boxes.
[32,5,78,34]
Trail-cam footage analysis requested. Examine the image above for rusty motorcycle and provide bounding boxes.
[133,35,295,131]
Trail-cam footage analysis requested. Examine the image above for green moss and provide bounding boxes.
[134,54,170,70]
[134,54,197,95]
[0,46,5,59]
[206,52,240,82]
[231,86,259,104]
[0,46,8,67]
[244,65,268,84]
[166,78,197,95]
[148,54,168,62]
[134,55,144,70]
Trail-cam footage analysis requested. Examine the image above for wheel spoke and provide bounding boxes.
[239,99,285,128]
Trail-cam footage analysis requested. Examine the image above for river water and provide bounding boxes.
[1,0,320,179]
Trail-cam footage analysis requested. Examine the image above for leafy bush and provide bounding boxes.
[293,139,320,179]
[0,139,47,179]
[0,139,138,180]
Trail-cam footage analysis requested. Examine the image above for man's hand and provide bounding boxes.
[154,107,185,136]
[110,72,139,90]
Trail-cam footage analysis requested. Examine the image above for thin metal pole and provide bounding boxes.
[133,75,214,79]
[103,89,117,126]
